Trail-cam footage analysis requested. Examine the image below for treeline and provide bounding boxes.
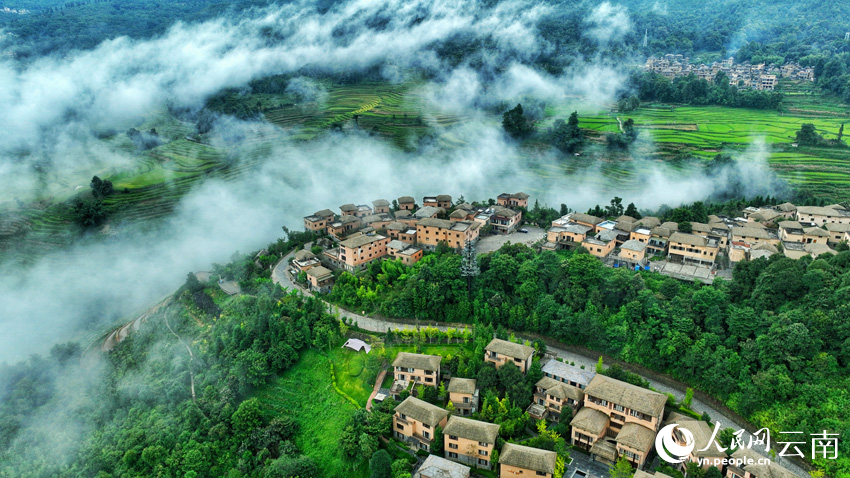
[630,71,784,109]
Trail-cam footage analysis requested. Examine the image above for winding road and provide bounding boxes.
[270,248,809,477]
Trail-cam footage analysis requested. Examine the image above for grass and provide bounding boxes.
[327,347,375,406]
[254,348,370,478]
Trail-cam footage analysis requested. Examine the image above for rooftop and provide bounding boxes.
[570,407,609,435]
[398,196,415,204]
[306,266,333,280]
[415,206,444,219]
[669,232,710,247]
[443,416,500,444]
[340,234,387,249]
[485,338,535,360]
[584,375,667,418]
[621,239,648,252]
[395,396,449,428]
[372,199,390,207]
[393,352,441,371]
[542,360,597,386]
[615,422,658,453]
[500,443,556,474]
[570,212,603,225]
[447,377,477,395]
[416,454,470,478]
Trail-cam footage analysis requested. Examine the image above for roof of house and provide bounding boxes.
[387,239,409,251]
[512,192,530,199]
[418,217,455,229]
[393,352,441,371]
[416,454,470,478]
[361,214,384,224]
[570,212,603,225]
[826,223,850,233]
[455,202,474,211]
[690,222,713,233]
[732,226,775,240]
[394,210,412,218]
[615,422,657,453]
[797,205,846,216]
[395,396,449,427]
[564,224,592,235]
[731,448,797,478]
[752,241,779,253]
[621,239,648,252]
[663,412,725,458]
[541,360,596,385]
[779,220,802,230]
[315,209,335,218]
[807,243,837,256]
[751,209,781,222]
[387,221,407,230]
[306,266,333,280]
[650,226,674,238]
[596,229,619,242]
[484,338,535,360]
[616,215,638,224]
[372,199,390,207]
[804,227,830,237]
[669,232,708,247]
[340,234,387,248]
[536,377,583,401]
[339,215,361,224]
[443,416,500,444]
[500,443,557,474]
[398,196,415,203]
[584,375,667,418]
[436,194,452,202]
[634,470,674,478]
[491,206,519,218]
[637,216,661,228]
[340,203,357,212]
[449,209,468,219]
[776,202,796,212]
[414,206,444,219]
[294,249,316,261]
[570,407,609,435]
[447,377,477,395]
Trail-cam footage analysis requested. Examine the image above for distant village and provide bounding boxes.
[643,54,815,91]
[295,193,850,292]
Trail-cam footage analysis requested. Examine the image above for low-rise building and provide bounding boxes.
[825,223,850,246]
[449,209,470,221]
[530,376,583,422]
[399,228,418,244]
[424,195,453,209]
[394,352,442,388]
[541,360,596,390]
[499,443,556,478]
[490,206,522,234]
[570,213,604,232]
[571,375,667,468]
[660,412,725,472]
[291,249,321,273]
[338,234,390,272]
[582,230,618,258]
[783,241,837,260]
[667,232,720,266]
[304,211,333,232]
[394,396,450,452]
[647,224,676,256]
[340,203,358,216]
[618,239,647,265]
[731,226,780,247]
[328,215,362,238]
[547,223,593,249]
[416,454,470,478]
[387,239,423,266]
[484,338,535,373]
[372,199,390,214]
[496,192,530,209]
[305,266,334,293]
[398,196,416,210]
[724,447,797,478]
[443,416,500,470]
[415,206,444,219]
[417,218,480,250]
[796,205,850,225]
[447,378,479,416]
[779,221,830,245]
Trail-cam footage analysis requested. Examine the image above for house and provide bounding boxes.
[386,221,407,239]
[825,223,850,245]
[450,209,470,221]
[660,412,726,472]
[416,218,481,250]
[304,212,331,232]
[484,338,535,373]
[541,360,596,390]
[569,213,604,232]
[629,226,652,245]
[328,215,362,238]
[779,221,830,245]
[783,241,837,260]
[443,416,500,470]
[361,214,392,230]
[337,234,390,272]
[547,223,592,250]
[387,239,423,266]
[340,203,358,216]
[647,224,676,256]
[490,206,522,234]
[634,471,674,478]
[398,196,416,210]
[415,206,444,219]
[570,375,667,468]
[796,205,850,225]
[399,228,418,244]
[499,443,556,478]
[618,239,647,265]
[424,195,452,209]
[393,352,441,388]
[748,209,781,226]
[416,454,470,478]
[750,242,779,260]
[530,376,584,422]
[667,232,720,266]
[354,204,373,217]
[496,192,529,209]
[373,199,391,214]
[724,447,797,478]
[581,230,618,258]
[447,377,479,416]
[774,202,797,218]
[291,249,321,273]
[305,266,334,293]
[394,396,450,452]
[731,227,780,247]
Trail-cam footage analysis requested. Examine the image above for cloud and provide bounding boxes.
[586,2,632,43]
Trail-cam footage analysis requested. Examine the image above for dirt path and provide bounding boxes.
[366,369,388,411]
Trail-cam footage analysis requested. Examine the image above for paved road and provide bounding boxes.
[270,252,809,477]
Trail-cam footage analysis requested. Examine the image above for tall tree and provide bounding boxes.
[502,104,533,138]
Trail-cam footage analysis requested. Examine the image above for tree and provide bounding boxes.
[90,175,114,198]
[460,241,480,293]
[431,426,444,454]
[624,202,641,219]
[184,272,204,294]
[679,221,693,233]
[369,450,392,478]
[502,104,533,138]
[609,457,634,478]
[391,459,411,478]
[796,123,825,146]
[704,466,723,478]
[549,112,584,153]
[596,356,604,373]
[684,387,694,408]
[478,363,498,391]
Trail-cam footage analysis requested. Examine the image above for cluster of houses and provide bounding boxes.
[296,193,528,292]
[542,202,850,271]
[643,54,815,90]
[386,338,796,478]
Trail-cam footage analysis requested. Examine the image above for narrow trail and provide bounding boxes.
[366,369,388,411]
[165,311,196,402]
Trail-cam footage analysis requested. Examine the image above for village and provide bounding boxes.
[294,192,850,292]
[642,54,815,90]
